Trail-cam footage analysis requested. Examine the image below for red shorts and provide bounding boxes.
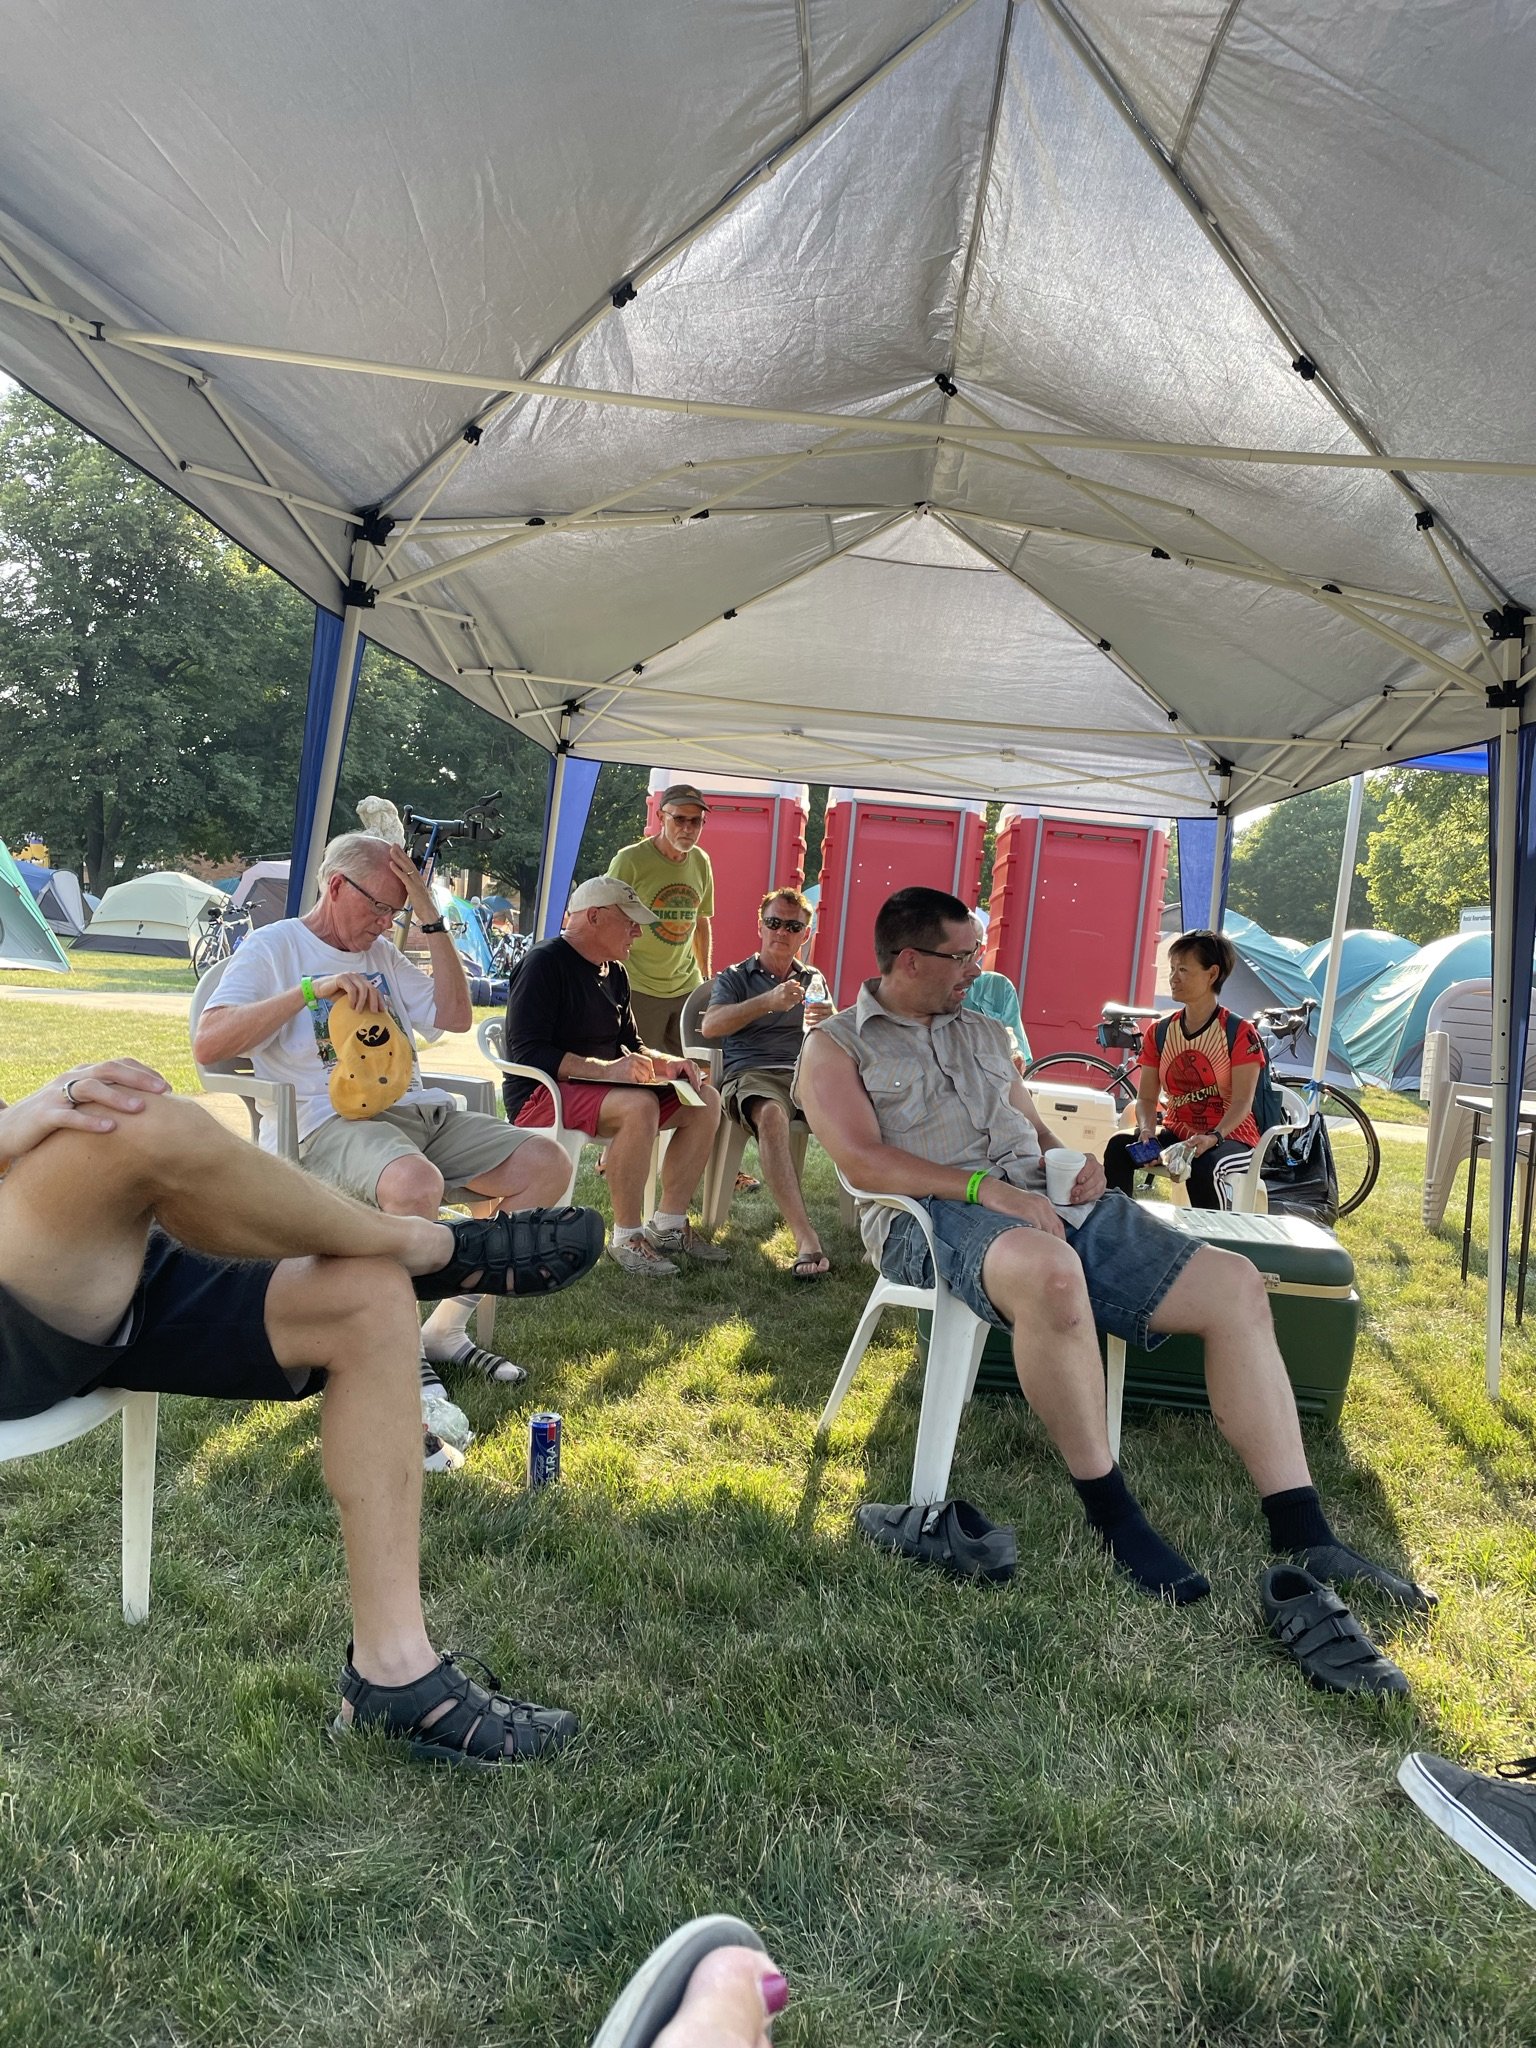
[512,1080,687,1135]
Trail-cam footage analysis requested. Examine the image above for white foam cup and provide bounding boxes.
[1044,1148,1087,1204]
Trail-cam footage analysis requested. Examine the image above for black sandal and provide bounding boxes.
[413,1205,605,1299]
[333,1648,578,1766]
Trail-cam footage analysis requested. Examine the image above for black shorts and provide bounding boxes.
[0,1232,320,1422]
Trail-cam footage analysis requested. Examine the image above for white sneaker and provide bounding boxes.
[423,1429,466,1473]
[606,1233,678,1277]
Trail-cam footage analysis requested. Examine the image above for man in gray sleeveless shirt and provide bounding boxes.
[798,887,1428,1635]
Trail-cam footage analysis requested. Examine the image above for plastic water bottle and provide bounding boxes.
[803,967,831,1008]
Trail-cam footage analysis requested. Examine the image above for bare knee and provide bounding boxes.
[269,1255,418,1372]
[374,1153,444,1216]
[754,1099,790,1141]
[1189,1245,1270,1333]
[510,1134,571,1201]
[607,1091,660,1140]
[987,1231,1089,1331]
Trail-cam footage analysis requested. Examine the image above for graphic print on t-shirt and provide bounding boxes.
[1148,1008,1262,1144]
[649,880,701,949]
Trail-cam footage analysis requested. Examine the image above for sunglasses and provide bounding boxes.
[339,872,405,920]
[761,915,809,933]
[908,943,983,965]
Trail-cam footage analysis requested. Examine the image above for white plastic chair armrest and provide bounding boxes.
[196,1069,299,1161]
[834,1170,941,1261]
[421,1070,496,1116]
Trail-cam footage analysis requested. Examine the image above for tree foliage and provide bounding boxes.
[1362,768,1488,945]
[1226,781,1383,943]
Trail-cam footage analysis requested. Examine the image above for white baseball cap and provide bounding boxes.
[566,876,657,924]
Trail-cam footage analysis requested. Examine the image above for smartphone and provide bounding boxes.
[1128,1136,1163,1166]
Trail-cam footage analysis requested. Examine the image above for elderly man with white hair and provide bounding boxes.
[194,832,572,1460]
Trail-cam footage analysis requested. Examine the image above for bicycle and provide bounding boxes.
[1022,997,1380,1217]
[192,900,252,977]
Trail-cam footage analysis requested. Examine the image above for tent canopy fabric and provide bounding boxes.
[1338,931,1496,1091]
[0,843,69,973]
[1,1,1532,816]
[75,870,224,957]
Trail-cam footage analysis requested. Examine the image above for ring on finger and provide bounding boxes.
[61,1078,81,1105]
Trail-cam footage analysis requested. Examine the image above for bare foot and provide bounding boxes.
[655,1946,787,2048]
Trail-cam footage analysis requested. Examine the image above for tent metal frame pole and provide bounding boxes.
[1207,776,1232,928]
[1311,775,1365,1087]
[1486,652,1522,1401]
[298,555,369,912]
[99,326,1536,481]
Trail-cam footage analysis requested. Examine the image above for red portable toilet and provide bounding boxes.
[644,771,809,971]
[811,789,986,1007]
[986,807,1168,1061]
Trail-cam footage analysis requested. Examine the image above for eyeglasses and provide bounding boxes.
[907,943,984,965]
[761,915,809,933]
[339,872,404,920]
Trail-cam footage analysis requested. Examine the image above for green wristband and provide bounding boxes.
[300,975,319,1011]
[965,1170,988,1205]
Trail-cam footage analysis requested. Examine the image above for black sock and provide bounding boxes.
[1262,1484,1336,1553]
[1072,1466,1210,1605]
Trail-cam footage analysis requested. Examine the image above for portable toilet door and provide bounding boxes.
[811,790,986,1007]
[644,771,809,971]
[988,808,1168,1063]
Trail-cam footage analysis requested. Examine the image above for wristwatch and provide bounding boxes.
[418,919,446,935]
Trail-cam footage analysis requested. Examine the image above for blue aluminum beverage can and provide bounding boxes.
[527,1411,562,1488]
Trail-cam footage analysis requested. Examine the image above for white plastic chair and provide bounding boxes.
[476,1015,672,1221]
[191,960,497,1345]
[1420,979,1536,1228]
[818,1172,1125,1504]
[0,1389,158,1621]
[1223,1085,1314,1215]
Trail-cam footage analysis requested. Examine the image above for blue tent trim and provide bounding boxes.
[1486,724,1536,1299]
[286,606,368,917]
[1176,816,1231,933]
[536,754,602,938]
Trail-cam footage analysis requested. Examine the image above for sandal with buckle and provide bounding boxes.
[332,1646,577,1766]
[1260,1564,1410,1696]
[413,1205,605,1299]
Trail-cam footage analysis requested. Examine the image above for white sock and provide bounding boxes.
[613,1223,645,1244]
[652,1211,687,1234]
[421,1296,477,1362]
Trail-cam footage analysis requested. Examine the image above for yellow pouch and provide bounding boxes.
[326,995,413,1120]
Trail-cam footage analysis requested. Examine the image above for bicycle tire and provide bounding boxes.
[1312,1083,1380,1218]
[1021,1051,1137,1111]
[192,927,226,977]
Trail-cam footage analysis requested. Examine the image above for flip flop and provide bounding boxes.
[592,1915,769,2048]
[791,1252,830,1281]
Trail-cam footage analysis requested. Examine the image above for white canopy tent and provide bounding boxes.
[2,0,1534,1388]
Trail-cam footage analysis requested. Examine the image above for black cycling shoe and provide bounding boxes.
[1294,1541,1436,1613]
[855,1499,1017,1583]
[1261,1564,1410,1697]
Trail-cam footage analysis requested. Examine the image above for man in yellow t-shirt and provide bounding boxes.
[607,783,715,1055]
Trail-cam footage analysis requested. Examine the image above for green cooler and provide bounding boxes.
[918,1201,1361,1424]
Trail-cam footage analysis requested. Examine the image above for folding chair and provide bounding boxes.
[0,1390,158,1621]
[818,1171,1124,1504]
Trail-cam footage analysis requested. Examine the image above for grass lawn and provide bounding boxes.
[0,950,198,997]
[1,1008,1534,2045]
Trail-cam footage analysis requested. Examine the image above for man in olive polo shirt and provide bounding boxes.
[607,783,714,1056]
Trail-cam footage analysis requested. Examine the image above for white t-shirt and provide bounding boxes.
[206,919,449,1148]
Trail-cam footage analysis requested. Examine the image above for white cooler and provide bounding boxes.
[1023,1080,1128,1161]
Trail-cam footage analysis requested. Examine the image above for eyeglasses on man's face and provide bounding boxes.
[339,872,405,920]
[907,942,984,966]
[761,915,809,933]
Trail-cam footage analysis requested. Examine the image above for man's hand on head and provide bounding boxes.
[978,1180,1066,1239]
[384,844,438,922]
[0,1060,170,1166]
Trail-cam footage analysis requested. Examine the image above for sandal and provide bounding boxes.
[791,1252,829,1281]
[592,1915,769,2048]
[413,1205,604,1299]
[1260,1564,1410,1696]
[333,1647,577,1766]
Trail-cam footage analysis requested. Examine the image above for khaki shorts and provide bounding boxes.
[628,987,690,1058]
[299,1101,540,1205]
[721,1067,799,1130]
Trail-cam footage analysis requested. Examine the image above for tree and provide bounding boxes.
[1363,768,1487,945]
[1226,780,1384,942]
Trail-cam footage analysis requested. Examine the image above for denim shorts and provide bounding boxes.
[880,1189,1202,1351]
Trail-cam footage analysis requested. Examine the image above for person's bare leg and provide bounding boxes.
[594,1088,662,1229]
[0,1092,450,1340]
[1147,1245,1311,1494]
[749,1099,824,1267]
[979,1227,1115,1478]
[656,1089,722,1213]
[464,1133,572,1209]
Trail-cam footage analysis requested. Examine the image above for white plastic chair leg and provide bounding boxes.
[1104,1337,1125,1464]
[120,1392,158,1623]
[818,1285,894,1432]
[909,1287,989,1506]
[700,1120,749,1235]
[473,1295,496,1347]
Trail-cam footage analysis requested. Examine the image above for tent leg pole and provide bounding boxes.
[1487,680,1521,1400]
[534,749,569,939]
[297,560,368,914]
[1207,772,1233,928]
[1312,775,1364,1086]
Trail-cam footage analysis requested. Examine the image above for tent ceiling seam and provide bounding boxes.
[795,0,812,125]
[1036,0,1511,610]
[373,0,983,516]
[1171,0,1244,166]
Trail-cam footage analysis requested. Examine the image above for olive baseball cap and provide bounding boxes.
[658,782,709,811]
[566,876,658,923]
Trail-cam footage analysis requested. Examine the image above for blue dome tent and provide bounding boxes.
[1337,932,1496,1090]
[1299,929,1416,1009]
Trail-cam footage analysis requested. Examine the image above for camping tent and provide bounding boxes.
[5,1,1536,1388]
[1220,913,1355,1083]
[1338,932,1497,1091]
[75,871,225,958]
[1300,930,1417,1011]
[0,843,69,973]
[231,860,292,930]
[16,861,90,940]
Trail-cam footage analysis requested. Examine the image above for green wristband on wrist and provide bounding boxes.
[300,975,319,1011]
[965,1169,988,1205]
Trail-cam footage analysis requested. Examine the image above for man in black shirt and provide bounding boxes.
[504,877,728,1277]
[700,887,835,1279]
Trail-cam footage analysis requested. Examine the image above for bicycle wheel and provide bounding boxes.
[192,927,226,977]
[1313,1084,1380,1217]
[1021,1051,1136,1112]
